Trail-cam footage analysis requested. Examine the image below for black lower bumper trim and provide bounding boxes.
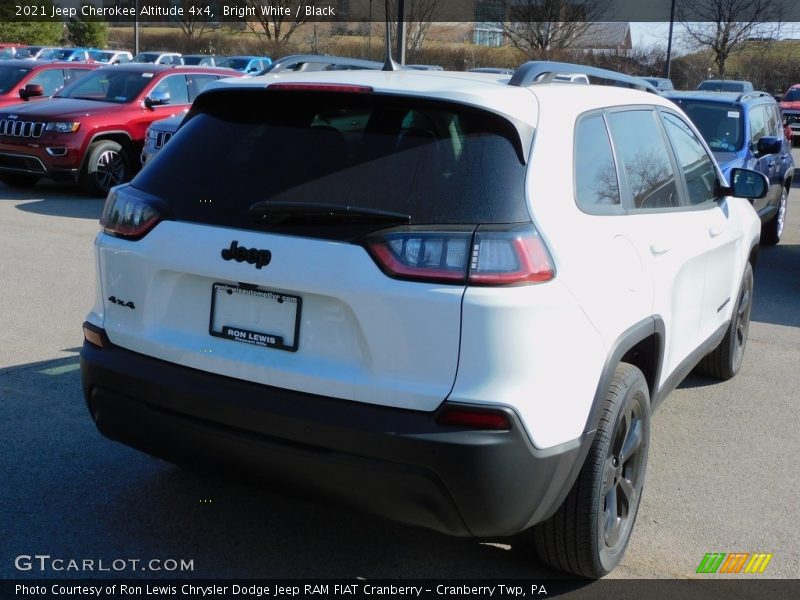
[80,327,591,538]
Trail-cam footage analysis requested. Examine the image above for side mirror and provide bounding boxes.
[755,136,782,156]
[727,168,769,200]
[19,83,44,100]
[144,90,170,109]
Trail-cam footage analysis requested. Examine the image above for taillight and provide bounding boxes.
[436,405,511,430]
[365,224,554,285]
[469,224,555,285]
[100,186,162,240]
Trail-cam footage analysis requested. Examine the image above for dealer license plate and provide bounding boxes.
[209,283,301,352]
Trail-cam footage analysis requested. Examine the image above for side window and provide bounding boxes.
[662,112,718,206]
[749,106,768,145]
[151,74,189,105]
[66,68,92,84]
[187,74,218,101]
[768,105,782,137]
[28,69,66,95]
[607,110,679,209]
[574,114,621,209]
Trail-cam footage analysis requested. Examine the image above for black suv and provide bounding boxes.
[666,90,794,245]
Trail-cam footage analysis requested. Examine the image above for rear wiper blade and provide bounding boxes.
[249,201,411,224]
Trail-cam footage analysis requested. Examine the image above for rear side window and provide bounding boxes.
[607,110,679,209]
[132,89,531,228]
[575,114,621,210]
[662,112,717,205]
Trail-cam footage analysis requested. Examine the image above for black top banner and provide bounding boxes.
[4,0,800,24]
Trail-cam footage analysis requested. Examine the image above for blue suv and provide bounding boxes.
[666,90,793,245]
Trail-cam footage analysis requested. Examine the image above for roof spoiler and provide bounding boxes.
[509,61,657,93]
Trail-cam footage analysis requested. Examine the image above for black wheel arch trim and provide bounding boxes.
[79,130,136,174]
[583,316,665,436]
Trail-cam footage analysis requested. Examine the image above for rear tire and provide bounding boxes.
[0,173,40,188]
[760,186,787,246]
[80,140,131,197]
[694,262,753,380]
[532,363,650,578]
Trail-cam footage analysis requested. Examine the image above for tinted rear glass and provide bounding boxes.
[132,89,530,228]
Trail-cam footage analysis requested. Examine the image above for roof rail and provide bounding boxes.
[735,91,774,103]
[509,61,657,93]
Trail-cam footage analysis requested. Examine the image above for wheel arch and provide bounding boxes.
[583,317,665,436]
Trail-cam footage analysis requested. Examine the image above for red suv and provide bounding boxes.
[0,64,239,195]
[0,60,99,108]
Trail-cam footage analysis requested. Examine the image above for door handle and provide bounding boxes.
[650,244,671,256]
[709,226,723,238]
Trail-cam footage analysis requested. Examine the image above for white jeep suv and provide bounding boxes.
[80,62,766,577]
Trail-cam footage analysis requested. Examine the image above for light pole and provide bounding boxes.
[664,0,676,79]
[134,0,139,55]
[368,0,373,55]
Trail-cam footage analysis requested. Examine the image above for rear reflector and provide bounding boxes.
[83,324,104,348]
[268,83,373,93]
[436,406,511,430]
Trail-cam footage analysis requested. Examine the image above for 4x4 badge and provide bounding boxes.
[221,240,272,269]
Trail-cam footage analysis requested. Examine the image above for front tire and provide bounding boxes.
[80,140,131,197]
[695,262,754,380]
[532,363,650,578]
[760,186,788,246]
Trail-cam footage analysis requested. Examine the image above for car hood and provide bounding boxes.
[149,113,184,132]
[0,97,126,119]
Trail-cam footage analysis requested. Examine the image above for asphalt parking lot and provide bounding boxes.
[0,166,798,582]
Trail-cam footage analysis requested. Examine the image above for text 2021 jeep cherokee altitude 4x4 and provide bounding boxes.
[80,62,767,577]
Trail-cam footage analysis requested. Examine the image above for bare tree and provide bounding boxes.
[384,0,439,61]
[245,0,319,43]
[499,0,611,59]
[175,0,210,41]
[678,0,784,77]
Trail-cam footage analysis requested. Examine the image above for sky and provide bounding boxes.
[630,22,800,54]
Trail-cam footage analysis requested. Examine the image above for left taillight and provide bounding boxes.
[100,186,162,240]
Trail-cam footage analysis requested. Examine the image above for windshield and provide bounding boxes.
[783,88,800,102]
[220,58,251,70]
[50,49,77,61]
[697,81,746,93]
[0,65,32,94]
[133,53,158,63]
[89,51,114,63]
[677,101,744,152]
[133,89,530,231]
[16,46,42,58]
[181,56,204,65]
[57,69,152,103]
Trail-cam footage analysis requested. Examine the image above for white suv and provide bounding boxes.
[80,62,766,577]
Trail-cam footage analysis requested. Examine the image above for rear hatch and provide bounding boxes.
[96,85,531,411]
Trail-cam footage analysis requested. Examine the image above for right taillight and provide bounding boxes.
[100,186,162,240]
[365,224,554,286]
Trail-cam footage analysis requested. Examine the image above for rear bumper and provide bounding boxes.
[80,326,592,538]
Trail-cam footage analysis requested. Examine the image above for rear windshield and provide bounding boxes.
[697,81,747,93]
[674,101,744,152]
[0,65,31,94]
[132,89,530,228]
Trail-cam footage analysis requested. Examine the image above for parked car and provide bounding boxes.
[779,84,800,144]
[0,60,98,108]
[89,50,133,65]
[81,61,765,578]
[180,55,221,66]
[39,48,93,62]
[0,64,239,194]
[697,79,754,93]
[218,56,272,73]
[15,46,59,60]
[132,52,182,65]
[643,76,674,91]
[468,67,514,75]
[140,112,185,167]
[0,44,26,58]
[666,90,793,245]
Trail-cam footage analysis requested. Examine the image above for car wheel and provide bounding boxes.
[695,262,753,380]
[760,186,788,246]
[80,140,131,197]
[532,363,650,578]
[0,173,40,188]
